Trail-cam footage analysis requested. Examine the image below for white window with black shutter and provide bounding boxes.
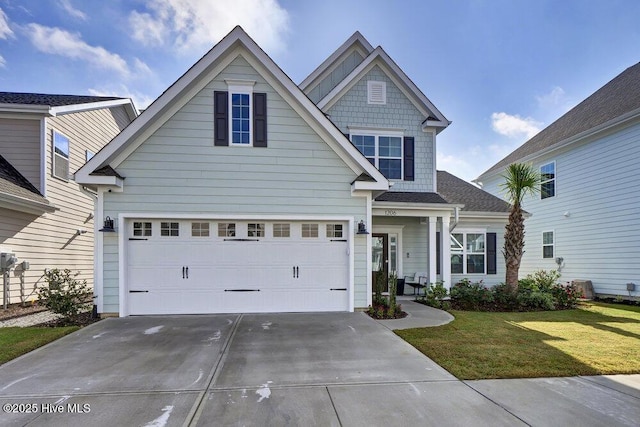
[450,230,497,275]
[348,129,414,181]
[214,80,267,147]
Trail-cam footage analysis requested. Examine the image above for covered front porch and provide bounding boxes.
[371,200,459,297]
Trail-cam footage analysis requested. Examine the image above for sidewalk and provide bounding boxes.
[375,296,454,330]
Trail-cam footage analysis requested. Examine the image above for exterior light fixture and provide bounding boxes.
[99,216,115,232]
[356,220,369,235]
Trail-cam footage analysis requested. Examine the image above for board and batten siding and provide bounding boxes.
[482,120,640,297]
[101,55,369,314]
[327,65,435,192]
[0,106,132,304]
[0,118,41,192]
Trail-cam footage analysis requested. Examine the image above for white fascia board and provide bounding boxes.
[299,31,374,91]
[73,173,123,188]
[50,98,138,118]
[317,48,449,127]
[476,107,640,183]
[0,193,57,215]
[457,211,510,220]
[0,104,50,115]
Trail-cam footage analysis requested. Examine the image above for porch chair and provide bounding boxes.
[403,272,428,295]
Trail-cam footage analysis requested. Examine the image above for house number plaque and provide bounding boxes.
[384,210,397,216]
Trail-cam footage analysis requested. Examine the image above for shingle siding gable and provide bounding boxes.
[326,65,435,192]
[306,50,365,104]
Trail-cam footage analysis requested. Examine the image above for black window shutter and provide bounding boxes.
[253,92,267,147]
[343,132,350,139]
[403,136,415,181]
[487,232,497,274]
[436,231,441,275]
[214,91,228,146]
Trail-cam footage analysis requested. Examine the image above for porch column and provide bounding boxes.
[441,215,451,289]
[428,216,437,284]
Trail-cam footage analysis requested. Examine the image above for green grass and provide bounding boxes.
[0,326,79,365]
[396,302,640,380]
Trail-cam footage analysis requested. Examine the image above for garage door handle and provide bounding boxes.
[186,266,189,279]
[330,288,347,291]
[182,266,185,279]
[129,290,149,293]
[224,289,260,292]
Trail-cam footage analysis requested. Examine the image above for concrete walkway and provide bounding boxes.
[375,297,454,330]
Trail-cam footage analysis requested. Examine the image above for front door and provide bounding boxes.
[372,233,388,293]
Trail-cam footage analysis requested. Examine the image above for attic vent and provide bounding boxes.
[367,81,386,105]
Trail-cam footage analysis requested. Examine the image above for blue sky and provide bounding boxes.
[1,0,639,182]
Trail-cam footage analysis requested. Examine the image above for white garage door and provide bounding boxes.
[126,219,350,315]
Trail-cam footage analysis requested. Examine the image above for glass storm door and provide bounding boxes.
[372,234,389,293]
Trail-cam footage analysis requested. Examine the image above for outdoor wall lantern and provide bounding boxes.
[356,220,369,235]
[99,216,115,232]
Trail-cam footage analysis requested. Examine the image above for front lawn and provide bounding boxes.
[0,326,79,365]
[396,302,640,380]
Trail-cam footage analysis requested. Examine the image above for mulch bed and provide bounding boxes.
[0,302,48,321]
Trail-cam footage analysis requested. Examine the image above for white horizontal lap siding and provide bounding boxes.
[490,121,640,296]
[0,118,41,191]
[101,56,368,314]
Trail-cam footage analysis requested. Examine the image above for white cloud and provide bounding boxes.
[0,54,5,68]
[129,0,290,54]
[491,112,543,140]
[25,23,131,76]
[535,86,566,108]
[89,86,155,111]
[0,8,14,39]
[58,0,87,21]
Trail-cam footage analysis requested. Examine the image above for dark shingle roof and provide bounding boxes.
[375,191,449,204]
[481,62,640,177]
[0,92,124,107]
[437,170,511,213]
[0,155,51,206]
[90,165,125,179]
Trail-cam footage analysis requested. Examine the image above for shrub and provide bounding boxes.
[450,279,493,310]
[517,290,556,311]
[551,282,583,309]
[37,269,93,324]
[493,283,518,310]
[418,281,449,310]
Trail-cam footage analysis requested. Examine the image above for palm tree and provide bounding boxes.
[500,163,540,293]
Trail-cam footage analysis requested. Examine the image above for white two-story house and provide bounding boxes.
[76,27,511,317]
[477,62,640,300]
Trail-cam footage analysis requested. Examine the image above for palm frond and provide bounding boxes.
[499,163,541,205]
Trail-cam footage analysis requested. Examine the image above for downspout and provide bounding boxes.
[449,207,460,233]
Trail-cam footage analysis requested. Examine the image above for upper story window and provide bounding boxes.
[540,162,555,199]
[451,232,486,274]
[52,130,70,181]
[352,134,402,180]
[231,93,251,144]
[367,81,386,105]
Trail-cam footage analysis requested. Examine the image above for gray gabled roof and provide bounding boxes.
[0,155,51,206]
[480,62,640,178]
[437,170,511,213]
[0,92,124,107]
[375,191,449,204]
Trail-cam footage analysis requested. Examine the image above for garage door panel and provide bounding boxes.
[126,219,350,315]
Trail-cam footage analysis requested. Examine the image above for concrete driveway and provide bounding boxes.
[0,313,638,426]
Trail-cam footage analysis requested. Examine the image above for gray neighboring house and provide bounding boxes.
[76,27,510,317]
[0,92,136,305]
[476,62,640,299]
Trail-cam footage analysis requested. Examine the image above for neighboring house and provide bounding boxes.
[76,27,510,317]
[476,62,640,300]
[0,92,137,305]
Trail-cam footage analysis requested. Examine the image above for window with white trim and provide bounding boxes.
[451,232,486,274]
[541,162,556,199]
[273,223,290,238]
[218,223,236,237]
[302,224,318,238]
[191,222,210,237]
[161,222,179,237]
[248,223,265,237]
[326,224,343,238]
[227,81,255,146]
[52,130,70,181]
[543,231,554,258]
[133,222,152,237]
[352,134,403,180]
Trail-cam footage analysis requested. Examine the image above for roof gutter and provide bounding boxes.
[0,192,58,215]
